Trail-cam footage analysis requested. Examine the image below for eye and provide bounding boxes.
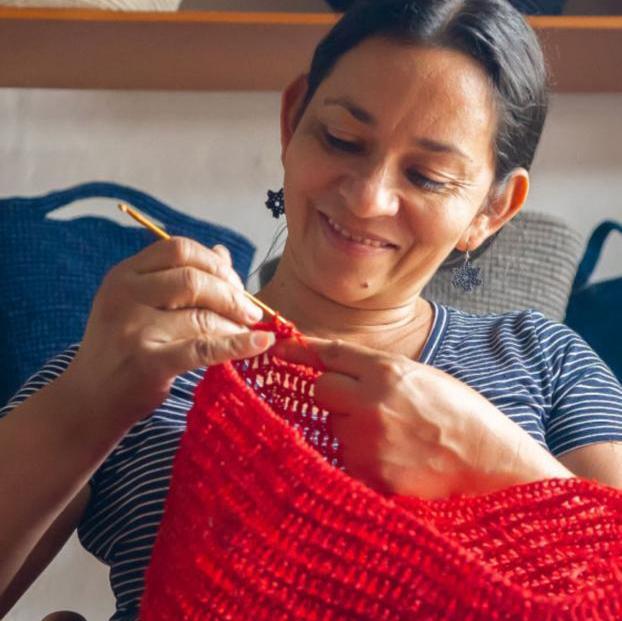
[407,169,447,192]
[323,130,361,153]
[323,127,448,192]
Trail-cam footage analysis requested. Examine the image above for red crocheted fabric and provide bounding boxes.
[140,321,622,620]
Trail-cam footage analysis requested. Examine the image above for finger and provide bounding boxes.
[269,337,325,369]
[130,268,263,325]
[130,237,243,292]
[270,340,367,412]
[314,372,361,415]
[212,244,231,266]
[212,244,245,291]
[158,308,248,342]
[273,336,380,379]
[159,330,276,372]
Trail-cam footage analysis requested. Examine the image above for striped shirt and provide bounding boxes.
[2,303,622,620]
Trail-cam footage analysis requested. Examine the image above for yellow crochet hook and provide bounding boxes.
[117,203,281,323]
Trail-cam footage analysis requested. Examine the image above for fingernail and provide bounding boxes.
[251,331,275,349]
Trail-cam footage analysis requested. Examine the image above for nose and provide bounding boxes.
[338,164,400,219]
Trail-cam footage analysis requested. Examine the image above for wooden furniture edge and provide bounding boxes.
[0,9,620,29]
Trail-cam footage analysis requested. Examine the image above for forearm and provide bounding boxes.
[0,368,128,594]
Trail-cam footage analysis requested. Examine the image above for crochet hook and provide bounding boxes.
[117,203,281,323]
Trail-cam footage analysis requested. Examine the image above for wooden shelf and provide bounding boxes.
[533,16,622,93]
[0,9,620,92]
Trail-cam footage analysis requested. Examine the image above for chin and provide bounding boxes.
[302,260,382,306]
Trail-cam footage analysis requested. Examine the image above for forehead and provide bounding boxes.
[312,37,496,156]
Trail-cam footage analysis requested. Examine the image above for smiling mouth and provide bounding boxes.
[321,212,397,249]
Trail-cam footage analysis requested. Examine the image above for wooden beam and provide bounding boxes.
[0,10,620,92]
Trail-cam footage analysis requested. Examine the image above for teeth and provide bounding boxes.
[327,216,388,248]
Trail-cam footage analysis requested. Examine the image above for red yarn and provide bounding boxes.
[140,320,622,620]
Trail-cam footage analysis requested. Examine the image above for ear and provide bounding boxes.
[456,168,530,252]
[280,73,310,166]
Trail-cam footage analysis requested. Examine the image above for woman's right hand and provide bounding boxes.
[62,236,274,432]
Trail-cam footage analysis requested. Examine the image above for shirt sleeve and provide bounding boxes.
[0,344,80,418]
[532,312,622,457]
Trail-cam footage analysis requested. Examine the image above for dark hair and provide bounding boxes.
[298,0,549,267]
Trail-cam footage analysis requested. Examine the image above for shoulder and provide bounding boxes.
[435,302,622,402]
[436,304,559,354]
[431,304,598,392]
[437,304,586,348]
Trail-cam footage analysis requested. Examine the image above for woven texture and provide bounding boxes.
[140,323,622,620]
[422,212,584,321]
[0,182,255,407]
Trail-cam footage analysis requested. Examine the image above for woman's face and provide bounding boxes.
[280,37,508,309]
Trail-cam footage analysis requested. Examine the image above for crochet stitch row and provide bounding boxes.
[140,345,622,620]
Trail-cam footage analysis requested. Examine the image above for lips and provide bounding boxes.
[320,212,397,249]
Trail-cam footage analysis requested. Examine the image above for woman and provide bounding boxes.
[1,0,622,618]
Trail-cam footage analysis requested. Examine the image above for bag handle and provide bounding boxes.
[13,181,204,231]
[571,220,622,292]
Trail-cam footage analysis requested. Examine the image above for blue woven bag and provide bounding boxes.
[0,182,255,407]
[565,221,622,382]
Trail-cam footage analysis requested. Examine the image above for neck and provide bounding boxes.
[256,260,434,359]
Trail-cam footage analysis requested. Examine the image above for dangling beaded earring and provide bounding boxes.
[451,248,482,292]
[265,188,285,218]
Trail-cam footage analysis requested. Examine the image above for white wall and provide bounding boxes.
[2,89,621,285]
[1,88,621,620]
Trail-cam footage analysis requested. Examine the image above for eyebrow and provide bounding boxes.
[323,96,471,161]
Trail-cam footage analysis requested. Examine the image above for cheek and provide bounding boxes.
[283,137,341,228]
[285,124,348,191]
[285,137,336,189]
[401,198,474,252]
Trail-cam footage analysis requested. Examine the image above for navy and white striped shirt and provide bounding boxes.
[3,303,622,620]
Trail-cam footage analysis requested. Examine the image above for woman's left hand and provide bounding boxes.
[271,336,572,499]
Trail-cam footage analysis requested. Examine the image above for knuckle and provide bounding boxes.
[168,236,194,265]
[129,326,152,352]
[212,257,231,282]
[326,339,344,360]
[376,357,405,383]
[217,244,232,260]
[377,403,398,433]
[114,330,152,376]
[224,284,243,316]
[227,334,247,358]
[180,266,202,295]
[196,337,217,364]
[191,309,216,335]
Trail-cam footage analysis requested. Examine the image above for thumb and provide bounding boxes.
[270,337,325,370]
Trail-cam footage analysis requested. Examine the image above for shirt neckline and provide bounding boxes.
[417,301,448,365]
